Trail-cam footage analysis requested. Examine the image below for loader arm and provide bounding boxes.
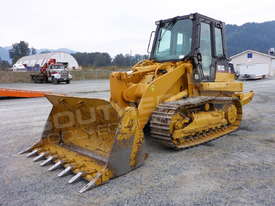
[137,62,192,128]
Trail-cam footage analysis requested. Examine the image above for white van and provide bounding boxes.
[12,64,27,72]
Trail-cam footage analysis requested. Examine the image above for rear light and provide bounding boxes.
[51,71,57,74]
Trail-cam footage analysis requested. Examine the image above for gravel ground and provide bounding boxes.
[0,79,275,206]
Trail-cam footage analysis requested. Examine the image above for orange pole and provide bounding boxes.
[0,88,47,98]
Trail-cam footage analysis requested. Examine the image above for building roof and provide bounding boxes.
[230,50,275,60]
[16,52,79,69]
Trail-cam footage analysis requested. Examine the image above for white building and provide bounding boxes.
[16,52,79,70]
[230,50,275,77]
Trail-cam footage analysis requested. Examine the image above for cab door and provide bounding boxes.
[197,18,229,82]
[213,23,229,75]
[199,20,214,81]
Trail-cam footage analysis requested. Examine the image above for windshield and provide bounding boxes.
[152,19,193,61]
[50,65,65,69]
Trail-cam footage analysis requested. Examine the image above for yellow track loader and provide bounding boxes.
[20,13,254,193]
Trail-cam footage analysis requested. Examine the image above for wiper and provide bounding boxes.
[158,21,176,42]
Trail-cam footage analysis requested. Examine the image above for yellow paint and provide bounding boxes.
[137,62,191,128]
[215,72,236,82]
[200,82,243,92]
[237,91,255,105]
[173,110,228,138]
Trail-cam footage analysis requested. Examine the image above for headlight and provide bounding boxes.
[53,74,61,79]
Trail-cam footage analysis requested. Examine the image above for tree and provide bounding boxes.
[72,52,112,67]
[112,54,126,66]
[9,41,31,64]
[93,52,112,67]
[112,54,148,67]
[31,47,37,55]
[72,52,93,67]
[0,57,10,70]
[72,52,148,67]
[40,50,52,54]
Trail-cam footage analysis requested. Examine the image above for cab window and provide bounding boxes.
[215,27,224,57]
[200,22,212,78]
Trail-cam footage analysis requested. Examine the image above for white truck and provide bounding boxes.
[30,59,72,84]
[236,64,269,80]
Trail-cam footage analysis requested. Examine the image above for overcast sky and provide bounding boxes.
[1,0,275,55]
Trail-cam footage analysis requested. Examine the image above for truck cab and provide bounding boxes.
[47,64,72,84]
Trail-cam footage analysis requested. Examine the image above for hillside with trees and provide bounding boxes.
[225,21,275,56]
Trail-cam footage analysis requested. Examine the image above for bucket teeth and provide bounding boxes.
[79,172,102,193]
[33,152,47,162]
[58,166,72,177]
[48,160,63,171]
[18,150,26,155]
[40,156,55,166]
[68,172,83,184]
[26,149,39,157]
[18,146,33,155]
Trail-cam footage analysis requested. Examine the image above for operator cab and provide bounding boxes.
[150,13,230,82]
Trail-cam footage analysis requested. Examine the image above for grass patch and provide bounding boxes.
[0,67,130,83]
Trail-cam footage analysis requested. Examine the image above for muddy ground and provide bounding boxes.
[0,78,275,206]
